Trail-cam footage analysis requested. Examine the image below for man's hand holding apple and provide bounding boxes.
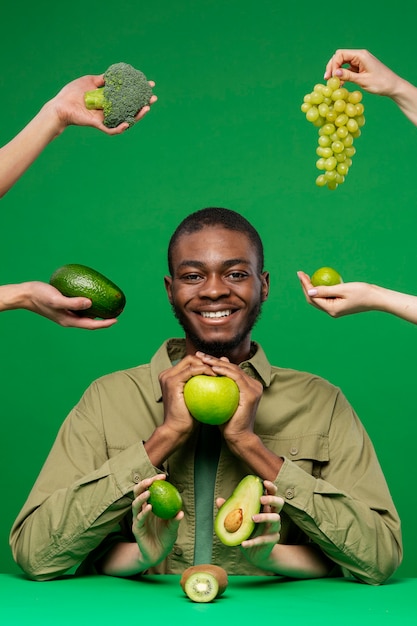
[194,351,263,441]
[158,354,217,440]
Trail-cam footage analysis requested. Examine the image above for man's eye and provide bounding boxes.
[183,274,202,281]
[228,272,247,280]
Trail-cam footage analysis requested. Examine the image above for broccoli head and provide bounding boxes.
[84,62,153,128]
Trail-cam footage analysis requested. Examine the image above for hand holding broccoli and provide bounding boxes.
[47,73,154,135]
[84,62,155,129]
[0,65,156,198]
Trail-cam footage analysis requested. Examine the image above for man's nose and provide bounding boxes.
[198,274,231,299]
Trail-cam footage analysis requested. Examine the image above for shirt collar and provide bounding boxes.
[150,338,272,402]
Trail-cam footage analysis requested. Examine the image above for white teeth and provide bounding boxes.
[201,310,231,318]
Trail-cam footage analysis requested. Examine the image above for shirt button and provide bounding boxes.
[285,488,295,500]
[173,545,183,556]
[290,446,298,456]
[132,472,141,483]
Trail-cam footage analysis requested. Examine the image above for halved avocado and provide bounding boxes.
[214,475,264,546]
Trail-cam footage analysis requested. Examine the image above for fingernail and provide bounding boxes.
[308,288,318,296]
[335,69,343,77]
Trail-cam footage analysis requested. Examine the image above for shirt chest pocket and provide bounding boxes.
[261,432,329,477]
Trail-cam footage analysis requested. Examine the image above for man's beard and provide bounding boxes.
[171,300,263,359]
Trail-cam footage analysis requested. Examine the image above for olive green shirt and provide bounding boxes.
[10,339,402,584]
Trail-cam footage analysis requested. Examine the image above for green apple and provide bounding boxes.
[183,375,240,425]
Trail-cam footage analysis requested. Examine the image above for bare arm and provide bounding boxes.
[0,74,156,198]
[324,49,417,127]
[298,270,417,324]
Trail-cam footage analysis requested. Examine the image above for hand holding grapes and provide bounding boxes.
[323,49,417,127]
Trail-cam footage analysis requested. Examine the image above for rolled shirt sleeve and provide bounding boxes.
[10,381,158,581]
[274,400,402,585]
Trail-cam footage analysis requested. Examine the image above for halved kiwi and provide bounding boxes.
[184,571,219,603]
[180,564,228,603]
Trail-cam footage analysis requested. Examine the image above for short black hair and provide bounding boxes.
[168,207,264,275]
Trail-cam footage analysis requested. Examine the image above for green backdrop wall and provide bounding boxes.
[1,0,416,577]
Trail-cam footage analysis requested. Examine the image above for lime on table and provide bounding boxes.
[310,266,343,286]
[148,480,182,519]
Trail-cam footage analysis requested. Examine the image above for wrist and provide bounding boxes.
[224,430,258,456]
[144,423,190,468]
[369,284,397,313]
[225,430,283,480]
[0,283,29,311]
[37,100,68,138]
[100,542,149,577]
[389,76,417,113]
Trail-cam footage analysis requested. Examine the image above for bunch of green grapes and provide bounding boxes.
[301,76,365,190]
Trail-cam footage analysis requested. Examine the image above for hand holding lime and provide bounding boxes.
[148,479,182,519]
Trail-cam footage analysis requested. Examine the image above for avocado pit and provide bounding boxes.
[224,508,243,533]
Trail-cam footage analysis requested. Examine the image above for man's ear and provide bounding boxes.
[164,275,173,304]
[261,271,270,302]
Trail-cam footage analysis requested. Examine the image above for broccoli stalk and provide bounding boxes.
[84,88,106,110]
[84,62,153,129]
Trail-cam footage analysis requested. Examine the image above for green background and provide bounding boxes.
[1,0,416,577]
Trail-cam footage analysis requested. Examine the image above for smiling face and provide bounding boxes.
[164,225,269,363]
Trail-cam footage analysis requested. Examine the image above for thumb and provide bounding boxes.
[63,296,92,310]
[333,67,361,87]
[307,285,340,298]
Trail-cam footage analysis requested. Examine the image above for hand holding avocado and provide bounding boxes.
[216,477,283,566]
[0,281,117,330]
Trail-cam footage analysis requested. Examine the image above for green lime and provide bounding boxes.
[310,266,343,287]
[148,480,182,519]
[183,375,240,426]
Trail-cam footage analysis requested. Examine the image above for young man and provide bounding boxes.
[10,208,402,584]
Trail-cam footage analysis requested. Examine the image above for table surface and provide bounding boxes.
[1,573,416,625]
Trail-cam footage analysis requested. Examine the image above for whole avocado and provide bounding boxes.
[49,264,126,319]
